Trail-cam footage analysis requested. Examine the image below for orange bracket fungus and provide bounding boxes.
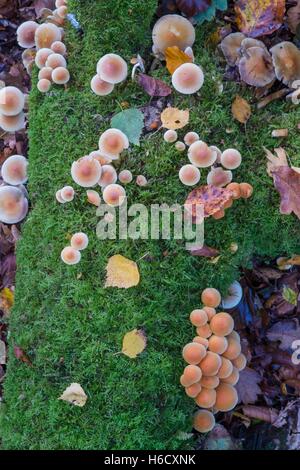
[152,15,195,55]
[1,155,28,186]
[97,54,128,84]
[0,186,28,224]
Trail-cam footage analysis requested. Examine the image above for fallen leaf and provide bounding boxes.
[267,320,300,351]
[0,253,16,290]
[105,255,140,289]
[165,46,192,74]
[282,287,298,306]
[157,0,212,17]
[242,405,279,424]
[235,0,286,38]
[272,167,300,220]
[185,185,233,219]
[137,74,172,97]
[264,147,288,177]
[111,108,144,146]
[287,255,300,266]
[122,329,147,359]
[59,383,87,407]
[0,287,14,316]
[232,96,251,124]
[13,346,32,366]
[236,367,262,404]
[188,244,220,257]
[161,107,189,130]
[0,340,6,365]
[287,0,300,34]
[194,0,228,24]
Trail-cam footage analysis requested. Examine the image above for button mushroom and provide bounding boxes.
[188,141,217,168]
[61,246,81,265]
[99,128,129,159]
[71,232,89,251]
[179,164,201,186]
[97,54,128,84]
[1,155,28,185]
[71,156,102,188]
[102,183,126,207]
[152,15,195,54]
[0,185,28,224]
[172,63,204,95]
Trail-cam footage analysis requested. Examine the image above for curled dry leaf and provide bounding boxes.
[235,0,286,38]
[105,255,140,289]
[267,320,300,351]
[272,167,300,220]
[137,74,172,97]
[13,346,32,366]
[242,405,279,424]
[264,147,288,176]
[236,367,262,404]
[59,383,87,407]
[185,185,233,219]
[232,95,251,124]
[122,329,147,359]
[165,46,192,75]
[188,244,220,258]
[161,107,189,130]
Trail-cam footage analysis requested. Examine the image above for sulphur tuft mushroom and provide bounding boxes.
[193,336,209,348]
[193,409,215,433]
[152,15,195,55]
[102,183,126,207]
[220,32,246,67]
[188,141,217,168]
[270,42,300,87]
[61,246,81,265]
[52,67,70,85]
[221,149,242,170]
[201,288,221,308]
[210,312,234,337]
[91,75,114,96]
[0,185,28,224]
[214,382,238,412]
[1,155,28,185]
[207,167,233,187]
[35,23,62,49]
[119,169,133,184]
[200,375,219,390]
[0,87,25,117]
[71,232,89,251]
[87,189,101,207]
[61,186,75,202]
[179,164,200,186]
[97,54,128,84]
[184,131,199,146]
[239,46,275,87]
[71,156,102,188]
[163,129,177,143]
[99,128,129,159]
[0,112,25,133]
[172,63,204,95]
[182,342,206,365]
[17,21,38,49]
[210,146,222,164]
[98,165,118,188]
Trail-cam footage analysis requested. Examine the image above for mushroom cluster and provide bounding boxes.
[17,0,70,90]
[91,54,128,96]
[0,154,29,224]
[220,33,300,88]
[0,86,26,133]
[180,287,247,434]
[61,232,89,265]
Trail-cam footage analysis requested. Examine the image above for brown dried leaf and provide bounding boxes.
[264,147,288,177]
[242,405,279,424]
[232,95,251,124]
[161,107,189,130]
[165,46,192,75]
[185,185,233,219]
[272,167,300,220]
[235,0,286,38]
[137,74,172,97]
[13,346,32,366]
[236,367,262,404]
[267,320,300,351]
[188,244,220,258]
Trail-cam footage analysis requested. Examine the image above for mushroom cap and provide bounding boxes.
[239,182,253,199]
[55,0,66,6]
[220,32,246,66]
[102,183,126,207]
[199,351,222,376]
[222,337,241,361]
[239,46,275,87]
[152,15,195,54]
[221,366,240,386]
[136,175,148,187]
[57,5,68,18]
[184,131,199,146]
[226,182,241,199]
[0,112,25,133]
[98,164,118,188]
[240,38,268,55]
[71,156,102,188]
[35,23,62,49]
[87,189,101,206]
[1,155,28,185]
[179,164,201,186]
[188,141,217,168]
[208,335,228,355]
[61,246,81,265]
[46,53,67,69]
[193,336,209,348]
[221,280,243,309]
[51,41,67,55]
[221,149,242,170]
[201,287,221,308]
[270,42,300,87]
[61,186,75,202]
[52,67,70,85]
[22,48,36,68]
[118,169,133,184]
[38,67,53,81]
[232,353,247,371]
[71,232,89,251]
[214,383,238,412]
[175,141,186,152]
[56,189,65,204]
[193,410,215,433]
[190,309,208,327]
[185,382,202,398]
[0,87,25,117]
[17,21,38,49]
[89,150,112,165]
[203,306,216,320]
[91,75,114,96]
[227,331,240,343]
[0,185,28,224]
[207,167,233,187]
[35,48,53,69]
[164,129,177,143]
[182,342,206,365]
[200,375,220,390]
[195,386,217,408]
[210,312,234,337]
[183,364,202,386]
[172,63,204,95]
[37,78,51,93]
[196,324,212,339]
[97,54,128,84]
[210,146,222,163]
[99,128,129,158]
[217,357,233,379]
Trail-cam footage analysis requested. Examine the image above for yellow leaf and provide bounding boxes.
[105,254,140,289]
[122,329,147,359]
[286,255,300,266]
[165,46,192,75]
[0,287,14,316]
[161,107,189,130]
[59,383,87,407]
[209,255,222,264]
[232,96,251,124]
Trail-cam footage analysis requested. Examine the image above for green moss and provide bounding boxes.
[1,0,300,450]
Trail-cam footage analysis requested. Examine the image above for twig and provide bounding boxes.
[257,89,290,109]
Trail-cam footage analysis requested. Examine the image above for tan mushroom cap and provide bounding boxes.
[37,79,51,93]
[179,164,201,186]
[17,21,38,49]
[52,67,70,85]
[91,75,114,96]
[207,167,233,187]
[136,175,148,187]
[0,112,25,133]
[99,128,129,159]
[188,141,217,168]
[217,356,233,379]
[102,183,126,207]
[182,342,206,365]
[240,37,268,54]
[89,150,112,165]
[61,186,75,202]
[61,246,81,265]
[46,53,67,69]
[1,155,28,185]
[87,189,101,206]
[200,351,222,376]
[38,67,53,81]
[193,410,215,433]
[195,387,217,408]
[152,14,195,54]
[35,48,53,69]
[210,146,222,164]
[71,156,102,188]
[184,131,199,146]
[97,54,128,84]
[220,32,246,66]
[270,41,300,87]
[239,46,275,87]
[56,189,65,204]
[51,41,67,55]
[0,185,28,224]
[98,165,118,188]
[172,63,204,95]
[221,148,242,170]
[210,312,234,337]
[0,87,25,117]
[164,129,177,143]
[214,382,238,412]
[35,23,62,49]
[119,169,133,184]
[71,232,89,251]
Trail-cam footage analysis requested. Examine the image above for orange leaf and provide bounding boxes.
[235,0,286,38]
[165,46,192,75]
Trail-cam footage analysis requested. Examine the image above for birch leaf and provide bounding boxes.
[122,329,147,359]
[59,383,87,407]
[105,255,140,289]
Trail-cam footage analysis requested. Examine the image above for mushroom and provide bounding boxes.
[35,48,53,69]
[210,312,234,337]
[0,112,25,133]
[56,189,65,204]
[17,21,38,49]
[239,47,275,87]
[232,353,247,371]
[217,357,233,379]
[71,232,89,251]
[38,67,53,81]
[239,182,253,199]
[203,306,216,320]
[201,288,221,308]
[55,0,67,7]
[200,375,220,390]
[208,335,228,355]
[37,79,51,93]
[119,170,133,184]
[207,167,233,187]
[222,337,241,361]
[188,141,217,168]
[185,383,202,398]
[193,410,215,433]
[163,129,177,143]
[199,351,222,376]
[190,309,208,327]
[184,132,199,146]
[195,387,216,408]
[196,324,212,339]
[91,75,114,96]
[227,331,240,343]
[222,366,240,386]
[182,342,206,365]
[184,46,194,62]
[22,48,36,72]
[89,150,112,165]
[175,141,186,152]
[71,156,102,188]
[99,128,129,159]
[46,53,67,69]
[61,186,75,202]
[221,281,243,309]
[1,155,28,185]
[96,54,128,84]
[87,189,101,207]
[220,32,246,66]
[0,185,28,224]
[102,183,126,207]
[240,38,267,55]
[57,5,68,18]
[210,145,222,163]
[35,23,62,49]
[51,41,67,55]
[179,164,200,186]
[0,87,25,117]
[98,165,118,188]
[52,67,70,85]
[136,175,148,187]
[152,15,195,54]
[270,42,300,87]
[212,208,225,220]
[172,63,204,95]
[221,149,242,170]
[61,246,81,265]
[226,182,241,199]
[182,364,202,386]
[214,383,238,412]
[193,336,209,349]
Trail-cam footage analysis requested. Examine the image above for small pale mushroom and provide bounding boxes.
[184,132,199,146]
[221,149,242,170]
[0,87,25,117]
[102,183,126,207]
[22,49,36,71]
[152,15,195,54]
[270,42,300,87]
[188,141,217,168]
[221,281,243,309]
[1,155,28,185]
[46,53,67,69]
[210,145,222,164]
[97,54,128,84]
[220,32,246,66]
[35,48,53,69]
[89,150,112,165]
[239,46,275,87]
[38,67,53,81]
[61,246,81,265]
[37,79,51,93]
[56,0,67,8]
[91,75,114,96]
[0,185,28,224]
[52,67,70,85]
[99,128,129,159]
[136,175,148,187]
[87,189,101,206]
[172,63,204,95]
[175,141,186,152]
[61,186,75,202]
[163,129,177,143]
[98,165,118,188]
[17,21,38,49]
[0,112,25,133]
[51,41,67,55]
[57,5,68,18]
[56,189,65,204]
[207,167,232,187]
[71,156,102,188]
[179,164,200,186]
[35,23,62,49]
[71,232,89,251]
[119,169,133,184]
